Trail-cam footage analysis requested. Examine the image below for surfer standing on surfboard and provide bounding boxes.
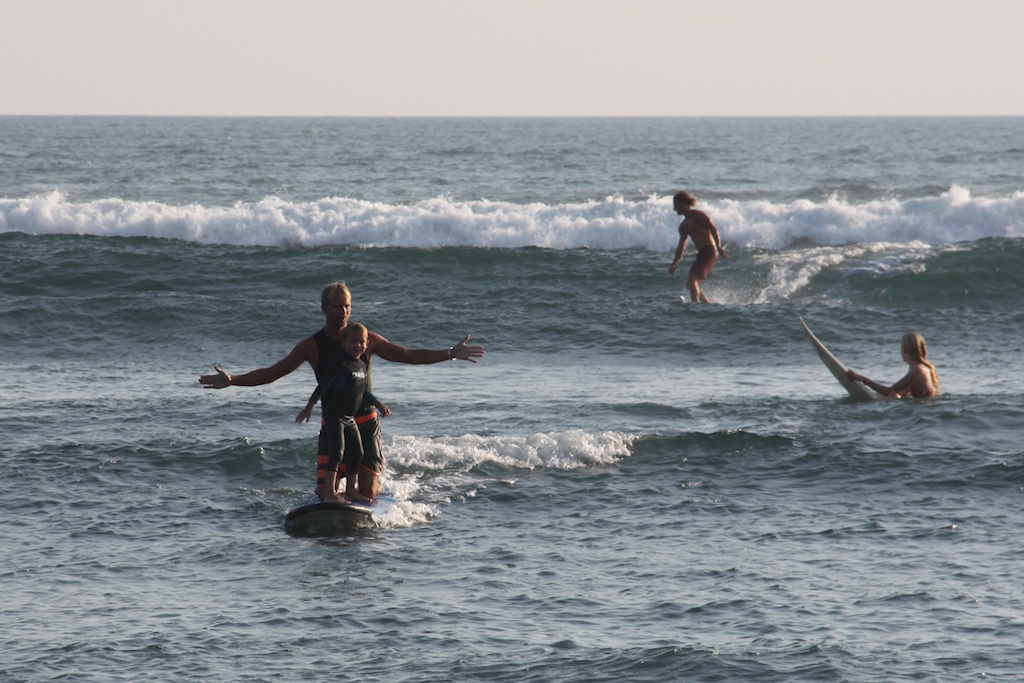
[199,281,484,501]
[846,332,940,398]
[668,190,728,303]
[296,323,390,503]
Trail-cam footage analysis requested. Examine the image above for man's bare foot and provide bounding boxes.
[345,489,372,503]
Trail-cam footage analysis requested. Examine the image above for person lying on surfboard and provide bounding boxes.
[846,332,940,398]
[296,323,390,503]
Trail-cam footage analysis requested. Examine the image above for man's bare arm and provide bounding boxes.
[669,232,689,275]
[707,217,729,258]
[199,338,314,388]
[368,333,484,364]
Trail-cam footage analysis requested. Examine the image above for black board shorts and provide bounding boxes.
[355,410,385,475]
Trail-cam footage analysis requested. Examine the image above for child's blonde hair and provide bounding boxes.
[343,322,368,340]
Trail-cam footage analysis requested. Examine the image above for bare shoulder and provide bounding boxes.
[893,364,932,397]
[694,209,716,229]
[365,330,391,357]
[296,333,318,354]
[682,208,712,226]
[289,334,319,365]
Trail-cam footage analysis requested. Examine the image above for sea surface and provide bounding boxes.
[2,116,1024,682]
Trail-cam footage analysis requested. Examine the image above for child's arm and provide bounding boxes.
[296,384,324,423]
[296,400,317,423]
[364,389,390,417]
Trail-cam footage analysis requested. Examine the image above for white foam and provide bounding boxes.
[2,187,1021,249]
[364,431,637,525]
[385,430,638,471]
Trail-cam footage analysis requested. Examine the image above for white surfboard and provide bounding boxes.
[799,317,880,401]
[284,489,396,536]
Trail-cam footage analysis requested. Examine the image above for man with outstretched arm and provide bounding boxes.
[668,190,729,303]
[198,281,484,501]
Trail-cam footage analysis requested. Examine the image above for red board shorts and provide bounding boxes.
[689,246,719,281]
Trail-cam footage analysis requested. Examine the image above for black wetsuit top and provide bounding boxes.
[311,329,386,481]
[313,329,375,415]
[310,344,375,420]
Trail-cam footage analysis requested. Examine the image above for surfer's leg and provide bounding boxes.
[358,467,381,501]
[319,416,345,502]
[356,416,385,500]
[315,418,329,498]
[687,248,717,303]
[686,273,710,303]
[341,423,370,502]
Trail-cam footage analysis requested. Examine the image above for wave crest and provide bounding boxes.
[3,187,1021,249]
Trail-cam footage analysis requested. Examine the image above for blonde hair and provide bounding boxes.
[674,190,696,208]
[343,322,368,340]
[902,332,939,392]
[320,281,350,308]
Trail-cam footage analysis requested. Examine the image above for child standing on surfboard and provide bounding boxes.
[668,190,728,303]
[846,332,940,398]
[296,323,390,503]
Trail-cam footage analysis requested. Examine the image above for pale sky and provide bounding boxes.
[3,0,1022,116]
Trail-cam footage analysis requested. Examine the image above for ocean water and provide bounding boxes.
[2,116,1024,682]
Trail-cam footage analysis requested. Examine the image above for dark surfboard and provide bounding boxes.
[284,491,396,536]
